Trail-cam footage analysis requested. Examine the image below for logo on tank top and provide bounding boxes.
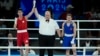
[25,40,28,43]
[70,28,73,30]
[22,21,25,23]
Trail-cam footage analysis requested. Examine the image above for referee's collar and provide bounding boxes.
[45,19,52,22]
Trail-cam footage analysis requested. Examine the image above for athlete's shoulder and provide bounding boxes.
[71,20,75,24]
[72,21,76,27]
[62,21,66,27]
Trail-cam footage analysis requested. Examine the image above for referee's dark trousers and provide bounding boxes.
[39,34,55,56]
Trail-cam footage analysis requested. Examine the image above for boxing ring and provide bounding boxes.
[0,19,100,56]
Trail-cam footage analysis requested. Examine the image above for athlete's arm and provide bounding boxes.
[61,22,65,37]
[25,0,36,19]
[25,8,34,19]
[70,22,76,44]
[55,21,61,37]
[13,18,17,29]
[73,22,76,38]
[57,29,61,37]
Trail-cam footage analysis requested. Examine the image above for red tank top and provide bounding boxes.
[17,16,27,30]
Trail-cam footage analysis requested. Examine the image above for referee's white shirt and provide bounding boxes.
[37,14,59,35]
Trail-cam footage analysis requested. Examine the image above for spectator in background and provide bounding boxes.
[92,44,100,56]
[0,18,7,36]
[59,4,74,20]
[83,9,99,46]
[83,11,93,46]
[95,9,100,45]
[0,18,7,46]
[8,33,14,46]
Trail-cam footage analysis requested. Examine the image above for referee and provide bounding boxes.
[33,1,61,56]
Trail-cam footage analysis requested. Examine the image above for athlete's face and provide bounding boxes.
[66,15,72,21]
[45,11,51,20]
[17,10,23,16]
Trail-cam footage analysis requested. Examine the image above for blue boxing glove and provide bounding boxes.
[71,38,75,44]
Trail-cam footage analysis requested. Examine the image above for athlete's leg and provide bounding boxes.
[72,44,76,56]
[24,32,29,56]
[63,37,71,56]
[20,49,24,56]
[66,49,70,56]
[17,33,24,56]
[25,44,29,56]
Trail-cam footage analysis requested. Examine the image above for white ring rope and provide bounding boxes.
[1,28,100,31]
[1,19,100,22]
[0,46,100,49]
[0,46,98,56]
[0,37,100,40]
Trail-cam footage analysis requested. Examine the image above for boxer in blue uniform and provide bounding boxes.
[61,13,76,56]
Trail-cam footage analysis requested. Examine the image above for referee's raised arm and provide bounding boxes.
[33,0,44,20]
[34,8,40,19]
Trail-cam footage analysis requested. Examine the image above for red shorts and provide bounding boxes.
[17,32,29,46]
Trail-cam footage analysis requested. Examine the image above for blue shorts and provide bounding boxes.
[63,36,76,47]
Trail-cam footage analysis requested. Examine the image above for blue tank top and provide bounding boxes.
[64,22,74,34]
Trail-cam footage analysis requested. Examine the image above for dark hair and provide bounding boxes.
[66,13,72,17]
[47,7,53,18]
[66,13,73,20]
[17,8,23,12]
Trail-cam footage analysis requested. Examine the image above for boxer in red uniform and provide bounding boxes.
[13,6,34,56]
